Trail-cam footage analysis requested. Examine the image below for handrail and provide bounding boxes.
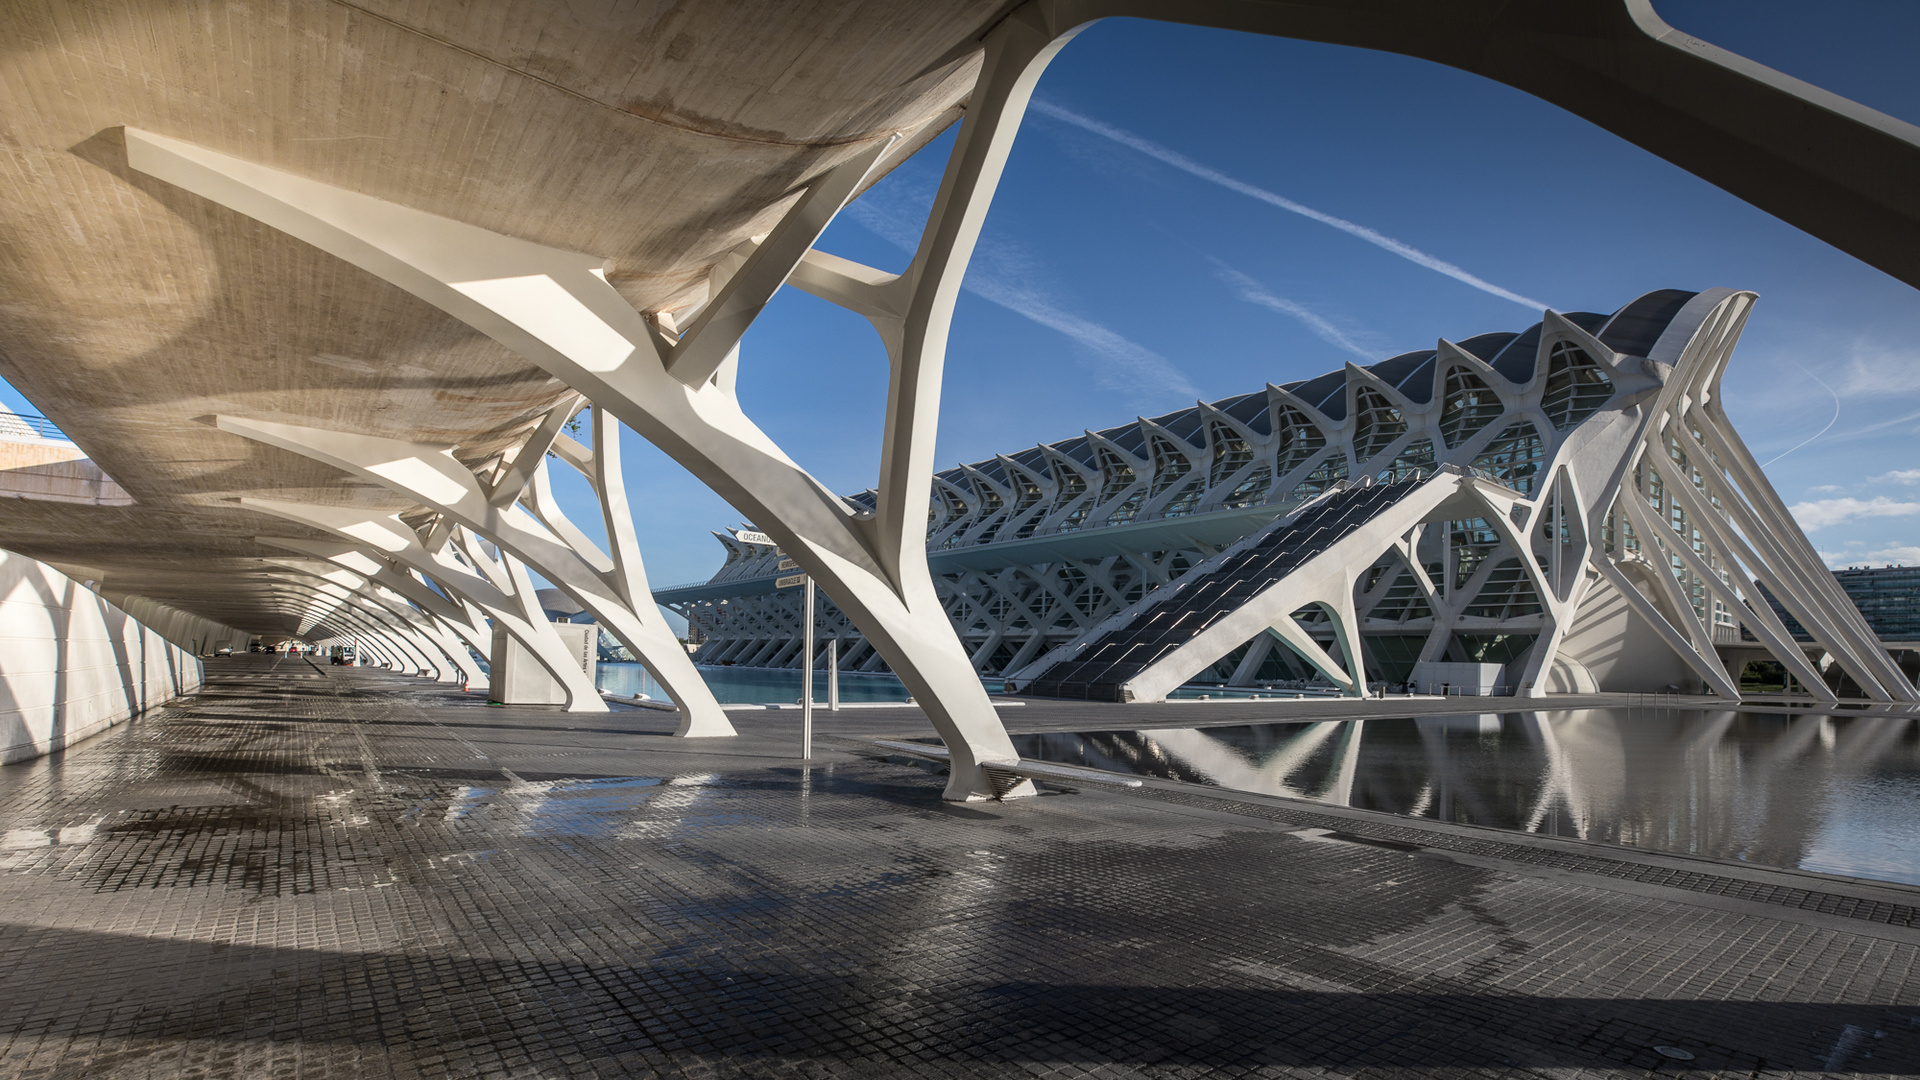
[0,411,66,442]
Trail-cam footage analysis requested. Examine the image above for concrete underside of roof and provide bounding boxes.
[0,0,993,636]
[0,0,1916,648]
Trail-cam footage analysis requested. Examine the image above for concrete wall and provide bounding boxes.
[0,435,133,506]
[0,549,217,762]
[1554,576,1702,694]
[490,622,597,705]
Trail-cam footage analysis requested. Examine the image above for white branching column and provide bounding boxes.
[124,12,1091,797]
[216,416,732,736]
[259,537,494,690]
[260,559,487,686]
[242,499,608,712]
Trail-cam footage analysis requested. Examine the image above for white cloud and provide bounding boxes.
[1211,263,1379,361]
[965,274,1201,400]
[1874,469,1920,484]
[1823,545,1920,569]
[1831,340,1920,400]
[1807,484,1844,494]
[1030,99,1550,312]
[1789,495,1920,531]
[842,194,1200,403]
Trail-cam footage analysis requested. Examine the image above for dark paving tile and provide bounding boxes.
[0,655,1913,1078]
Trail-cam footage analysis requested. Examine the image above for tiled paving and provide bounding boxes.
[0,657,1916,1078]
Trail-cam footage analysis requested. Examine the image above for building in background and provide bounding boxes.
[660,289,1916,702]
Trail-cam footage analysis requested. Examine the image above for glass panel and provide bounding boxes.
[1541,342,1614,429]
[1471,422,1545,494]
[1439,366,1503,448]
[1352,386,1406,463]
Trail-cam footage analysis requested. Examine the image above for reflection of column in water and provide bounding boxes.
[1128,723,1344,797]
[1534,710,1630,843]
[1325,719,1364,806]
[1522,713,1580,837]
[1414,715,1511,827]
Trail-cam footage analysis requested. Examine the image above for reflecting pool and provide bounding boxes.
[598,663,1270,705]
[1011,710,1920,886]
[597,662,919,703]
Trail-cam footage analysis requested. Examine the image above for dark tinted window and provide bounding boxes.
[1600,289,1697,359]
[1217,392,1272,435]
[1458,332,1516,362]
[1491,323,1543,383]
[1290,370,1348,421]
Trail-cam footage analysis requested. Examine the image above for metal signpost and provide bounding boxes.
[776,569,812,759]
[827,637,839,711]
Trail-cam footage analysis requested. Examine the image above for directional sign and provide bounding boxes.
[777,558,798,571]
[775,573,807,589]
[732,529,775,546]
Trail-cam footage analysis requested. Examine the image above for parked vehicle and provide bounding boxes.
[329,645,356,666]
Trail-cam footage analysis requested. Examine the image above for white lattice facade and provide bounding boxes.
[667,288,1914,703]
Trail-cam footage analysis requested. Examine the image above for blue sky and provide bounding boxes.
[614,0,1920,597]
[5,2,1916,616]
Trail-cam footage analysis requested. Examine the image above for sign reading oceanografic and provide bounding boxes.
[733,529,775,546]
[775,573,807,589]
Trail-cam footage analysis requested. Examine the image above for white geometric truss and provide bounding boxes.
[122,11,1087,799]
[253,572,448,677]
[257,539,493,691]
[242,573,418,667]
[256,558,488,687]
[240,499,608,712]
[996,290,1915,704]
[117,2,1920,791]
[215,414,732,736]
[1602,294,1917,701]
[221,577,410,667]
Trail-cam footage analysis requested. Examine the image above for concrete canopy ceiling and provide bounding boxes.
[0,0,998,635]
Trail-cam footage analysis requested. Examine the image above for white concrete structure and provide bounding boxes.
[0,0,1914,789]
[243,501,610,714]
[116,12,1083,796]
[685,290,1914,707]
[0,550,230,762]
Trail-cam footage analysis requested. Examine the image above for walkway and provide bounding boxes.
[0,657,1914,1078]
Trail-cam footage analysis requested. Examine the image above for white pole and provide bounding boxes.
[828,637,840,711]
[801,576,814,760]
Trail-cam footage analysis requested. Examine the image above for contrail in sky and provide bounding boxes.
[1031,99,1551,312]
[843,197,1200,402]
[1211,262,1379,361]
[1761,360,1841,467]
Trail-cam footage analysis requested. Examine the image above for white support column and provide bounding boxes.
[1226,633,1275,687]
[1640,455,1838,699]
[257,537,494,690]
[124,19,1088,796]
[1590,554,1743,699]
[217,415,730,736]
[240,499,607,711]
[264,577,441,676]
[1689,415,1914,699]
[1266,615,1363,698]
[262,560,485,686]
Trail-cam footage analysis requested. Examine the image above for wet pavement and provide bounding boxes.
[0,656,1916,1078]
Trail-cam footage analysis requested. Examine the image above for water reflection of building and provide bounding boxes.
[1017,713,1920,883]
